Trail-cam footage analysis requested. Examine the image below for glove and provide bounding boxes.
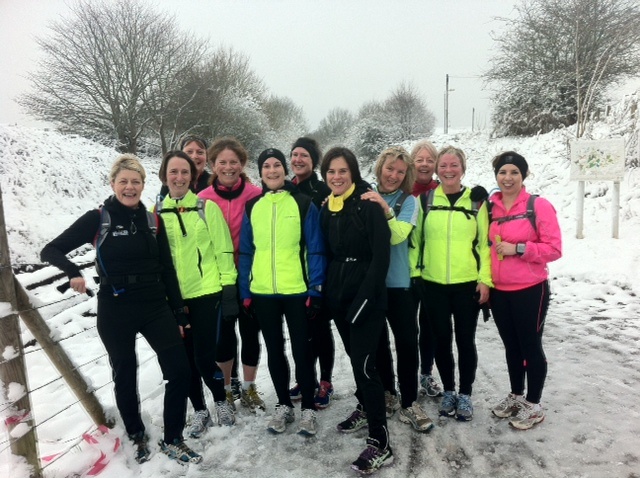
[221,285,239,321]
[173,307,189,327]
[470,185,489,202]
[306,296,323,320]
[242,298,256,320]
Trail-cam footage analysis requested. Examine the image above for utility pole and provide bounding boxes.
[444,74,449,134]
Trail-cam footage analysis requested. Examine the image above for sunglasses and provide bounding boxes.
[180,136,209,150]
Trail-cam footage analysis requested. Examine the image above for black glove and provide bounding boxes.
[221,285,239,321]
[410,277,425,303]
[470,185,489,202]
[173,307,189,327]
[306,296,323,320]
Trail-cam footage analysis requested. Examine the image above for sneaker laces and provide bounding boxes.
[217,401,234,421]
[274,405,291,420]
[457,394,472,411]
[301,408,316,421]
[408,403,428,420]
[191,410,209,429]
[359,438,384,461]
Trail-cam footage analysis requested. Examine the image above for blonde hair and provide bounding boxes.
[109,154,146,183]
[410,140,438,162]
[436,145,466,174]
[374,146,415,194]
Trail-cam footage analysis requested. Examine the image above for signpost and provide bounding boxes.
[570,139,625,239]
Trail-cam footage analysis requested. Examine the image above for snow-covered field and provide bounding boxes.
[1,116,640,478]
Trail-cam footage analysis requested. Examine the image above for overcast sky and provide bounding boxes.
[1,0,638,133]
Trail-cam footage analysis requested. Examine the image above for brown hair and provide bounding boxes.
[207,137,249,184]
[158,150,197,186]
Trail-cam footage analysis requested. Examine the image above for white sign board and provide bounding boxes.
[570,139,625,181]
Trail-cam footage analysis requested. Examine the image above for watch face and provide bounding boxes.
[517,244,525,254]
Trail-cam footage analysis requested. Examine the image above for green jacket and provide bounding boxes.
[239,188,326,297]
[409,185,493,286]
[157,190,237,299]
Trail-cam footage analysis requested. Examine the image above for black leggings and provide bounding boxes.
[308,306,335,383]
[182,328,206,411]
[422,280,479,396]
[184,294,226,403]
[377,288,420,408]
[253,295,316,410]
[418,298,437,376]
[490,281,550,404]
[333,308,387,443]
[218,294,261,373]
[97,298,189,443]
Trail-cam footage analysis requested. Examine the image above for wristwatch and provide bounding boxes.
[516,243,526,255]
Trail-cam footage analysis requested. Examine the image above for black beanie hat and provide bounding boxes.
[493,152,529,179]
[291,137,321,168]
[257,148,288,175]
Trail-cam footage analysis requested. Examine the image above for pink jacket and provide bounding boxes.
[489,187,562,291]
[198,177,262,264]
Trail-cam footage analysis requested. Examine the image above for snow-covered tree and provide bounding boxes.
[19,0,207,153]
[485,0,640,137]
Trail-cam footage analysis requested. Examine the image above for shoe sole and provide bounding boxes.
[455,413,473,422]
[398,414,435,433]
[297,428,317,436]
[336,423,367,434]
[509,415,545,430]
[492,409,518,419]
[351,454,394,475]
[439,409,456,417]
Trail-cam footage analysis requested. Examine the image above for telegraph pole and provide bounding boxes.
[444,74,449,134]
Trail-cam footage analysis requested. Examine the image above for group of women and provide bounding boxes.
[41,134,561,474]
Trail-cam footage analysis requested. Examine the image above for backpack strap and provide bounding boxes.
[490,194,538,233]
[392,191,412,217]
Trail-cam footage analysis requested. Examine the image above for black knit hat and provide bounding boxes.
[257,148,288,175]
[291,137,321,169]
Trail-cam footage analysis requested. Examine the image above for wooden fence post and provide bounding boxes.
[0,184,42,477]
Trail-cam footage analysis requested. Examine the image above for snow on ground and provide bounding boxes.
[1,122,640,478]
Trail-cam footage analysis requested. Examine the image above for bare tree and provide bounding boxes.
[261,95,309,152]
[313,108,355,148]
[485,0,640,137]
[19,0,207,153]
[384,81,436,141]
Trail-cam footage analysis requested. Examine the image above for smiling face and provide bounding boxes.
[325,157,353,196]
[166,156,192,199]
[437,153,464,193]
[290,146,314,181]
[379,158,408,193]
[212,148,243,188]
[182,140,207,177]
[111,169,144,208]
[496,163,523,197]
[261,157,286,190]
[414,147,436,184]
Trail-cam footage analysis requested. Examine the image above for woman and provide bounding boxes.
[410,140,443,398]
[156,150,238,432]
[409,145,493,422]
[320,147,392,474]
[159,135,211,197]
[238,148,325,436]
[287,136,335,409]
[198,137,265,413]
[361,146,433,433]
[41,155,201,464]
[158,136,215,439]
[488,151,562,430]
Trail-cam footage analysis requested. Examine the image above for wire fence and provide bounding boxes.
[1,266,166,474]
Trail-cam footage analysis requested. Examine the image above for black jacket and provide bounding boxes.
[320,180,390,325]
[41,196,183,309]
[294,172,332,209]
